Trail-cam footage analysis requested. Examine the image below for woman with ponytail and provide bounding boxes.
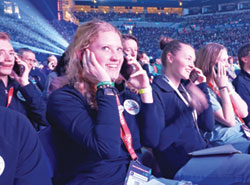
[148,37,250,185]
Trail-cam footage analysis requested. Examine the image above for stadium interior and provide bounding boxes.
[1,0,250,63]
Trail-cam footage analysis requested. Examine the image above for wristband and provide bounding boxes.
[96,81,114,89]
[97,87,118,96]
[138,86,152,94]
[218,86,227,90]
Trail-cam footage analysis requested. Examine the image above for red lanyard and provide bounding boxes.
[208,83,244,123]
[207,83,217,95]
[115,95,138,160]
[6,87,14,108]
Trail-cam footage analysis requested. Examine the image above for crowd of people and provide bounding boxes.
[182,10,250,27]
[74,11,184,23]
[0,15,66,54]
[73,10,250,59]
[3,10,250,62]
[2,8,250,185]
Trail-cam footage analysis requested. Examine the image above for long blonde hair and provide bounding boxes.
[64,20,121,108]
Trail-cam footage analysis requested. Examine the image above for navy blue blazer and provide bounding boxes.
[233,69,250,124]
[0,107,52,185]
[150,75,214,179]
[46,84,157,185]
[0,77,48,130]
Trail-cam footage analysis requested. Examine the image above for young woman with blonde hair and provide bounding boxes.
[46,20,158,185]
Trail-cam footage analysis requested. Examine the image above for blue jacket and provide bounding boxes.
[46,84,157,185]
[0,77,48,130]
[29,68,47,92]
[151,75,214,179]
[0,107,52,185]
[233,69,250,124]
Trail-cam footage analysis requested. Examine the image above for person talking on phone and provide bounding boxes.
[0,32,48,130]
[116,34,143,92]
[46,20,165,185]
[122,34,153,80]
[196,43,250,152]
[18,48,47,92]
[146,37,250,184]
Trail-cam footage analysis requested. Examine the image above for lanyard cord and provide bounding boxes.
[6,87,14,108]
[115,95,138,160]
[162,76,200,134]
[208,82,244,124]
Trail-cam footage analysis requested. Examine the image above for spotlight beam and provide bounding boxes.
[9,0,70,53]
[18,1,69,48]
[11,41,63,56]
[0,17,65,52]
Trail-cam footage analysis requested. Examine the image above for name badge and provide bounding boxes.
[124,99,140,115]
[0,156,5,176]
[124,160,151,185]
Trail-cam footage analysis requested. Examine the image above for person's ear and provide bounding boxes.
[166,53,174,64]
[241,56,248,64]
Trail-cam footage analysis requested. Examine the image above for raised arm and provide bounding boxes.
[12,55,48,127]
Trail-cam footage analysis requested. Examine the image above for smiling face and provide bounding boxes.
[169,43,196,81]
[0,39,15,78]
[21,51,36,70]
[216,48,229,69]
[88,31,124,81]
[122,39,138,60]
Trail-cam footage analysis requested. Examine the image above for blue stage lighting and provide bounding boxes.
[18,0,69,47]
[11,41,63,56]
[1,0,71,56]
[0,16,65,54]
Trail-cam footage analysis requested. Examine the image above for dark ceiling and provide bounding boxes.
[74,0,241,8]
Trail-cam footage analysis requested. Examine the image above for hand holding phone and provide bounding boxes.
[120,58,134,80]
[189,69,199,83]
[214,63,229,76]
[13,57,25,76]
[213,62,229,88]
[214,63,218,74]
[189,68,207,84]
[120,53,137,80]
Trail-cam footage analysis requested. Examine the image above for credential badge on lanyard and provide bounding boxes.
[115,96,152,185]
[124,160,152,185]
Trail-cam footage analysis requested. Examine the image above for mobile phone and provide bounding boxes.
[214,63,231,77]
[189,69,199,83]
[214,64,218,74]
[13,59,25,76]
[120,57,134,80]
